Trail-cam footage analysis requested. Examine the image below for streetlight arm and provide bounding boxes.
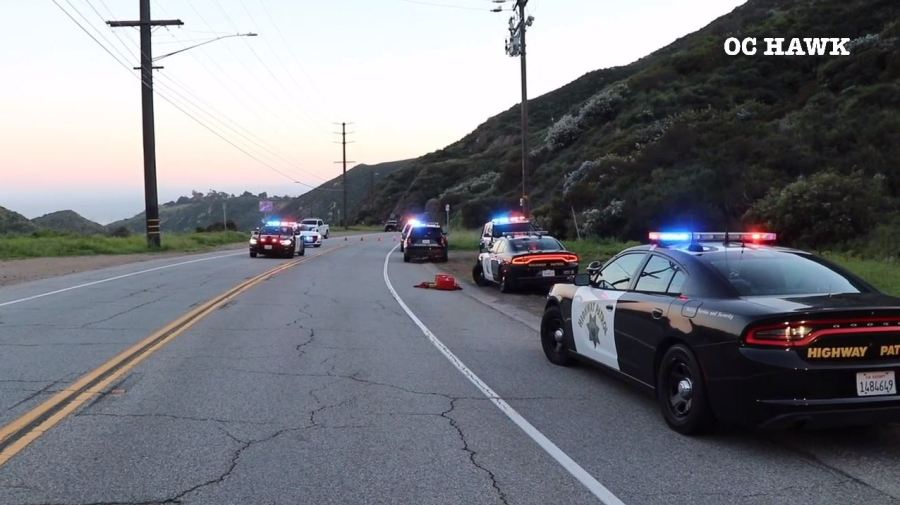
[152,32,257,61]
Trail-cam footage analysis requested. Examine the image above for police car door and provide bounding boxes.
[481,240,503,282]
[570,253,647,370]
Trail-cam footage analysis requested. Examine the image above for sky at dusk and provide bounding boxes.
[0,0,745,224]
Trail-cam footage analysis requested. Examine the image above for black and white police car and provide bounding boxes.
[541,231,900,434]
[473,234,579,292]
[249,222,305,258]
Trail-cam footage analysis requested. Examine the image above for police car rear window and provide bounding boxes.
[492,222,532,236]
[707,252,864,296]
[509,237,562,252]
[410,227,443,239]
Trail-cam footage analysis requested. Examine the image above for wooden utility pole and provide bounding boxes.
[504,0,532,216]
[333,122,354,229]
[108,1,183,247]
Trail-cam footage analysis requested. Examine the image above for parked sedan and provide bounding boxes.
[473,235,578,292]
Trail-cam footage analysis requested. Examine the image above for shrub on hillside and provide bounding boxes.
[108,226,131,238]
[744,171,886,247]
[538,82,628,153]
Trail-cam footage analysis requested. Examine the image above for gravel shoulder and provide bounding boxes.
[0,244,245,288]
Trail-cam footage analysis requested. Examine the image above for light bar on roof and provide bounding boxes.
[649,231,777,244]
[648,231,691,243]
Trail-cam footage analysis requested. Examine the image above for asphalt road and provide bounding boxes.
[0,235,899,504]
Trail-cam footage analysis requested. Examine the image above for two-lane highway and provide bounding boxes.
[0,236,898,504]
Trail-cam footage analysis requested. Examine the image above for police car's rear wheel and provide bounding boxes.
[541,306,573,366]
[657,345,715,435]
[499,270,515,293]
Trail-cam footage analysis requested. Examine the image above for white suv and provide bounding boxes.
[300,218,329,239]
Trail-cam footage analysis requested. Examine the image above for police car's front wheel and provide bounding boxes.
[472,264,489,286]
[541,306,573,366]
[657,344,716,435]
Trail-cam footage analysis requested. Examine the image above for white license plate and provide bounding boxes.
[541,269,555,277]
[856,371,896,397]
[422,239,431,244]
[264,245,273,250]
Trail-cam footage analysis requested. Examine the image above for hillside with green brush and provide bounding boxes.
[355,0,899,253]
[0,206,37,234]
[31,210,106,235]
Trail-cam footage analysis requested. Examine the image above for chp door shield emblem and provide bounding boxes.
[572,290,622,371]
[577,301,608,348]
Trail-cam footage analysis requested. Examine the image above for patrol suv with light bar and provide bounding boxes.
[479,214,537,252]
[402,221,448,263]
[540,231,900,434]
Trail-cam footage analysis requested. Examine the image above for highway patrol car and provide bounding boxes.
[402,221,448,263]
[249,222,305,258]
[473,234,578,292]
[541,231,900,434]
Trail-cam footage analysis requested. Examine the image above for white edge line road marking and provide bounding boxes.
[0,251,245,308]
[382,244,626,505]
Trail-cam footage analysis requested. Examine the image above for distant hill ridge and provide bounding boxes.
[32,210,107,235]
[104,159,412,233]
[0,206,37,234]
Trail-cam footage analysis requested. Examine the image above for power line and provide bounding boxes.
[256,0,329,107]
[394,0,495,11]
[213,0,321,129]
[86,0,328,185]
[54,0,325,193]
[238,0,326,124]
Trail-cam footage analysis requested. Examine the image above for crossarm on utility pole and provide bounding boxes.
[107,19,183,27]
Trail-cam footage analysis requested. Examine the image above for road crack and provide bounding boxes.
[441,398,509,505]
[75,412,278,427]
[79,295,168,328]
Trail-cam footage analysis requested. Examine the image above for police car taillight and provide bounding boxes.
[745,322,814,347]
[511,253,578,265]
[745,318,900,347]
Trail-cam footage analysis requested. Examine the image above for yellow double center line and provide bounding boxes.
[0,246,345,467]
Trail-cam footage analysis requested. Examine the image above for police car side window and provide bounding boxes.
[667,269,687,295]
[595,253,646,291]
[635,255,678,294]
